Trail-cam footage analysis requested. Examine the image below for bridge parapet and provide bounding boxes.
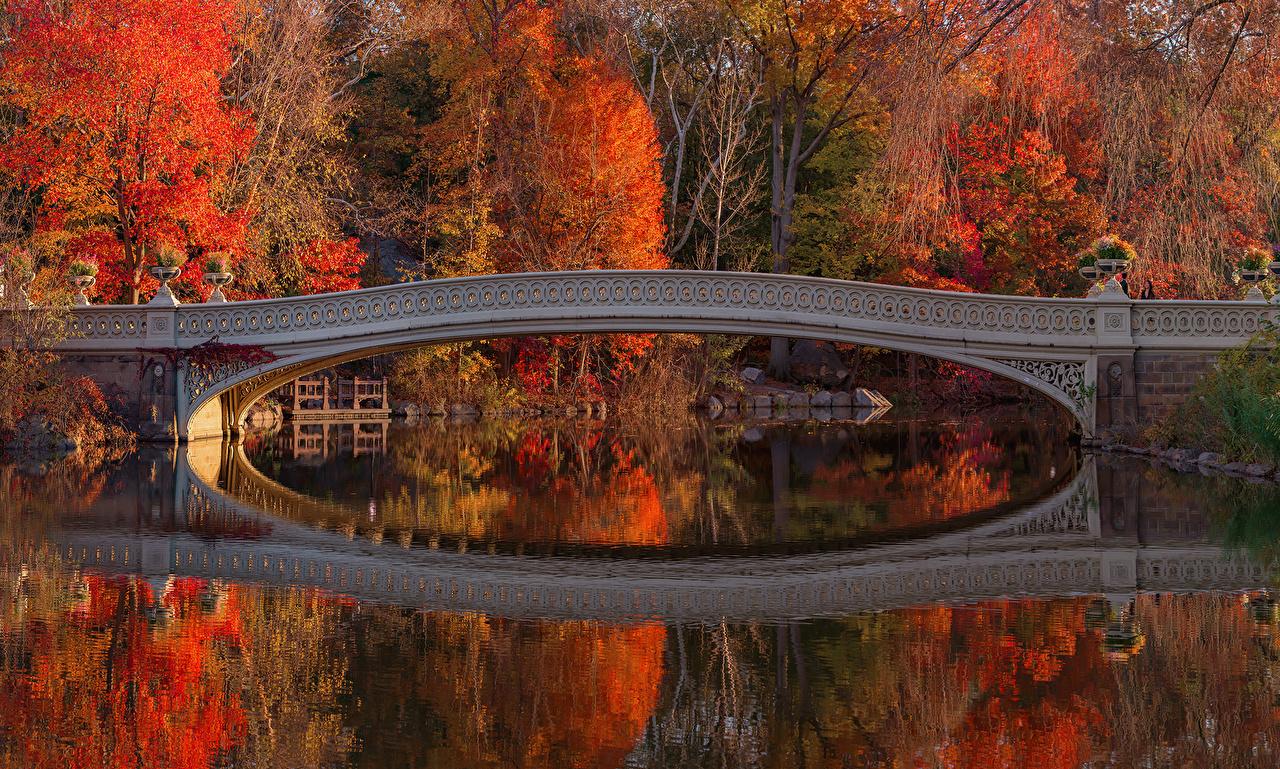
[42,270,1277,440]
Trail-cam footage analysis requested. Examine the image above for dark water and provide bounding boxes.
[4,408,1280,768]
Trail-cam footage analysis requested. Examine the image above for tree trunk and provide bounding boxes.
[767,94,807,378]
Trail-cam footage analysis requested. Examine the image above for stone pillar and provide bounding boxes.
[1093,295,1137,440]
[139,306,180,444]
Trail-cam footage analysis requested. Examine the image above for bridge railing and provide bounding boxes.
[48,271,1277,360]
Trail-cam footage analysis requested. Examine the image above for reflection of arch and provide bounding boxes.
[212,435,1086,555]
[64,453,1267,624]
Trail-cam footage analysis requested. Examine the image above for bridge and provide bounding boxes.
[32,448,1275,622]
[49,270,1272,440]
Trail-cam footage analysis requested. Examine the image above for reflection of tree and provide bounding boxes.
[248,412,1061,549]
[803,421,1013,532]
[1102,594,1280,767]
[638,599,1109,768]
[0,571,246,769]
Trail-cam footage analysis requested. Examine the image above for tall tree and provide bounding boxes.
[0,0,252,303]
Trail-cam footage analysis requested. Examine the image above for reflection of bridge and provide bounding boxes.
[278,421,388,462]
[43,448,1274,622]
[50,270,1274,439]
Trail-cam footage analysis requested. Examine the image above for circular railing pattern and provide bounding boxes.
[170,272,1100,343]
[1132,303,1272,338]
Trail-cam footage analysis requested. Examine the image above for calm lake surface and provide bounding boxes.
[4,407,1280,767]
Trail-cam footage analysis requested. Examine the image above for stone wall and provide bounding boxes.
[1133,351,1218,425]
[59,353,179,443]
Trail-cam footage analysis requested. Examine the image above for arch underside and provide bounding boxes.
[185,315,1094,440]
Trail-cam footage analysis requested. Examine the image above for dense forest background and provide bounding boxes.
[2,0,1280,401]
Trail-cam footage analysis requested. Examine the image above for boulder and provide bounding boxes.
[786,391,810,409]
[787,340,849,387]
[705,395,724,419]
[739,367,766,385]
[742,427,765,442]
[831,391,853,408]
[1245,462,1275,477]
[752,395,774,414]
[811,407,833,422]
[449,403,479,416]
[810,391,833,408]
[1221,461,1249,475]
[1197,452,1224,467]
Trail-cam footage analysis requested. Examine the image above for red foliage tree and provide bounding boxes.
[0,0,253,304]
[949,121,1103,296]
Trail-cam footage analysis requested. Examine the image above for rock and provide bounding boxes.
[831,391,852,408]
[1246,462,1275,477]
[742,427,765,442]
[449,403,479,416]
[810,391,833,408]
[787,340,849,387]
[752,395,773,414]
[1221,461,1249,475]
[786,391,810,409]
[705,395,724,419]
[1197,452,1223,466]
[739,367,766,385]
[811,407,833,422]
[1165,448,1198,464]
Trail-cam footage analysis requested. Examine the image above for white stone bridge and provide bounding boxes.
[38,451,1275,622]
[50,270,1273,440]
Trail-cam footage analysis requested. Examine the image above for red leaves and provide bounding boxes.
[288,238,367,295]
[0,0,252,304]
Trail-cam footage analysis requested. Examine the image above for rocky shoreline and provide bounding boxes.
[1084,438,1280,483]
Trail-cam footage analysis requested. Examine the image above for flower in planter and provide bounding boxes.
[1239,247,1270,273]
[68,259,99,278]
[1079,234,1137,264]
[1,245,33,277]
[150,243,187,269]
[204,253,232,274]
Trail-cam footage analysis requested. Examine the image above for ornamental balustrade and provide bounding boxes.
[47,270,1278,438]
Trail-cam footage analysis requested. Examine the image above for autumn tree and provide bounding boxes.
[0,0,252,303]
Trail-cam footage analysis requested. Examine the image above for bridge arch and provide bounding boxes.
[55,269,1272,441]
[164,271,1105,439]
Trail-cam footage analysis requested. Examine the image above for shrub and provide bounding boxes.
[68,259,98,278]
[150,243,187,269]
[1077,234,1136,265]
[204,253,231,274]
[1240,247,1271,272]
[1150,329,1280,463]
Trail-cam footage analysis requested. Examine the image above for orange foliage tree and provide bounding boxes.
[423,0,668,400]
[0,0,253,304]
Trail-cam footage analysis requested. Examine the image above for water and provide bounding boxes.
[3,408,1280,767]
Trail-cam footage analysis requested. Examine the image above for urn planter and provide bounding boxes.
[149,266,182,306]
[70,275,96,306]
[1238,268,1268,302]
[203,272,233,303]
